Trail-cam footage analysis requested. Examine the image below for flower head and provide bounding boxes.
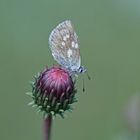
[27,66,77,118]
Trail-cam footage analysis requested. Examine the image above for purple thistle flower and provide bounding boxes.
[27,66,77,118]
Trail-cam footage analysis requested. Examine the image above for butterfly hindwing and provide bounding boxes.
[49,20,81,71]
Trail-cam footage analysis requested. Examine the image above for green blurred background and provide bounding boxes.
[0,0,140,140]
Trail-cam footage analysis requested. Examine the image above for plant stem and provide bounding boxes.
[44,115,52,140]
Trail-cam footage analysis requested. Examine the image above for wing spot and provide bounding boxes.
[71,41,75,48]
[63,36,67,41]
[62,41,65,46]
[63,34,70,41]
[75,43,78,48]
[66,34,70,39]
[67,49,73,58]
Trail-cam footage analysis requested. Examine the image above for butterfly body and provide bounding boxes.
[49,20,86,76]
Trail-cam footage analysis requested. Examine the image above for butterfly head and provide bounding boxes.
[78,66,86,73]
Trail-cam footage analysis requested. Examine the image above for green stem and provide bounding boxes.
[44,115,52,140]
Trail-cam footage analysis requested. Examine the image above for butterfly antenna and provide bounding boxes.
[86,71,91,80]
[82,76,85,92]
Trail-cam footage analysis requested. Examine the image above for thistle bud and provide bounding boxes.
[27,66,77,118]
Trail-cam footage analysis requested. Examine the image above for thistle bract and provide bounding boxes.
[27,66,77,118]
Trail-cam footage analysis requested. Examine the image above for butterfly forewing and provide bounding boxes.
[49,20,81,72]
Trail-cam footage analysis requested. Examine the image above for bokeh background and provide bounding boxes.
[0,0,140,140]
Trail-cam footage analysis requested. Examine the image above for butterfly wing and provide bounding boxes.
[49,20,81,72]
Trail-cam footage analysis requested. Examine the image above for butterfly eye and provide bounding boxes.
[79,69,83,73]
[78,66,86,73]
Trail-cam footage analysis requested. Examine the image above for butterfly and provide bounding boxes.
[49,20,86,76]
